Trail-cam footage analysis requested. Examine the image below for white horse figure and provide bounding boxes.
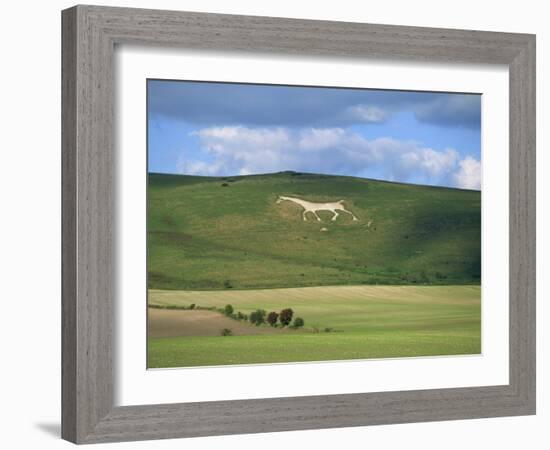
[276,196,358,222]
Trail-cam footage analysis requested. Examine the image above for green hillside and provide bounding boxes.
[147,171,481,290]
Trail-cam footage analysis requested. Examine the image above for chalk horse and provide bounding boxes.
[276,196,358,222]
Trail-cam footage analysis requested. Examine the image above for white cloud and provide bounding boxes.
[452,156,481,190]
[397,148,459,180]
[176,159,226,176]
[181,126,480,190]
[346,104,388,123]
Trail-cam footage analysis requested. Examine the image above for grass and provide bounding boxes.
[148,330,480,367]
[147,171,481,367]
[147,285,481,367]
[147,171,481,290]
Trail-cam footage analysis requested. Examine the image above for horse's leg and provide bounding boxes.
[313,210,322,222]
[331,209,339,221]
[340,208,359,221]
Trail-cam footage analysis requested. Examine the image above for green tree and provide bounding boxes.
[249,309,267,326]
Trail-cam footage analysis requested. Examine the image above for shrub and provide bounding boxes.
[267,311,279,327]
[221,328,233,336]
[223,280,233,289]
[279,308,294,327]
[189,303,195,310]
[293,317,304,328]
[249,309,267,326]
[221,183,229,187]
[224,304,234,316]
[420,270,430,283]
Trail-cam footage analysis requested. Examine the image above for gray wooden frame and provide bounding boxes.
[62,4,536,444]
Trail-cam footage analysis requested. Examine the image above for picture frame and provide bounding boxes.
[61,4,536,444]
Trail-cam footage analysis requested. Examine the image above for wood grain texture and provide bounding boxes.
[508,36,536,407]
[61,4,536,444]
[61,7,77,443]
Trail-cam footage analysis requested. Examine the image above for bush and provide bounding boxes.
[189,303,195,310]
[293,317,304,328]
[267,311,279,327]
[220,328,233,336]
[249,309,267,326]
[279,308,294,326]
[223,280,233,289]
[224,304,234,316]
[420,270,430,283]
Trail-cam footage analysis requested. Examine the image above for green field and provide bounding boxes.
[148,172,481,290]
[147,172,481,368]
[148,285,481,367]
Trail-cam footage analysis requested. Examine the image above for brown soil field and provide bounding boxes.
[148,308,289,338]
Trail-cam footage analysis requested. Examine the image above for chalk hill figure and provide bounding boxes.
[276,195,359,222]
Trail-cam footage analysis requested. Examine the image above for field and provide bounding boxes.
[147,172,481,368]
[148,172,481,290]
[147,285,481,368]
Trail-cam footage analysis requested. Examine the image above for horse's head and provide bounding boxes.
[277,196,294,204]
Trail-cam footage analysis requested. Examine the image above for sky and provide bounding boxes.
[147,79,481,190]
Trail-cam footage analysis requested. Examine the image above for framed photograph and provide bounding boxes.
[62,5,536,444]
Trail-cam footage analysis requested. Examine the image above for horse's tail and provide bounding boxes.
[338,199,345,204]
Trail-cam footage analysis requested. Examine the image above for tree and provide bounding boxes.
[293,317,304,328]
[279,308,294,326]
[224,304,234,316]
[267,311,279,327]
[249,309,266,326]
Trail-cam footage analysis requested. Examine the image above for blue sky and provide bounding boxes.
[148,80,481,189]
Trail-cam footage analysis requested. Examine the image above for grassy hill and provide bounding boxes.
[147,171,481,290]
